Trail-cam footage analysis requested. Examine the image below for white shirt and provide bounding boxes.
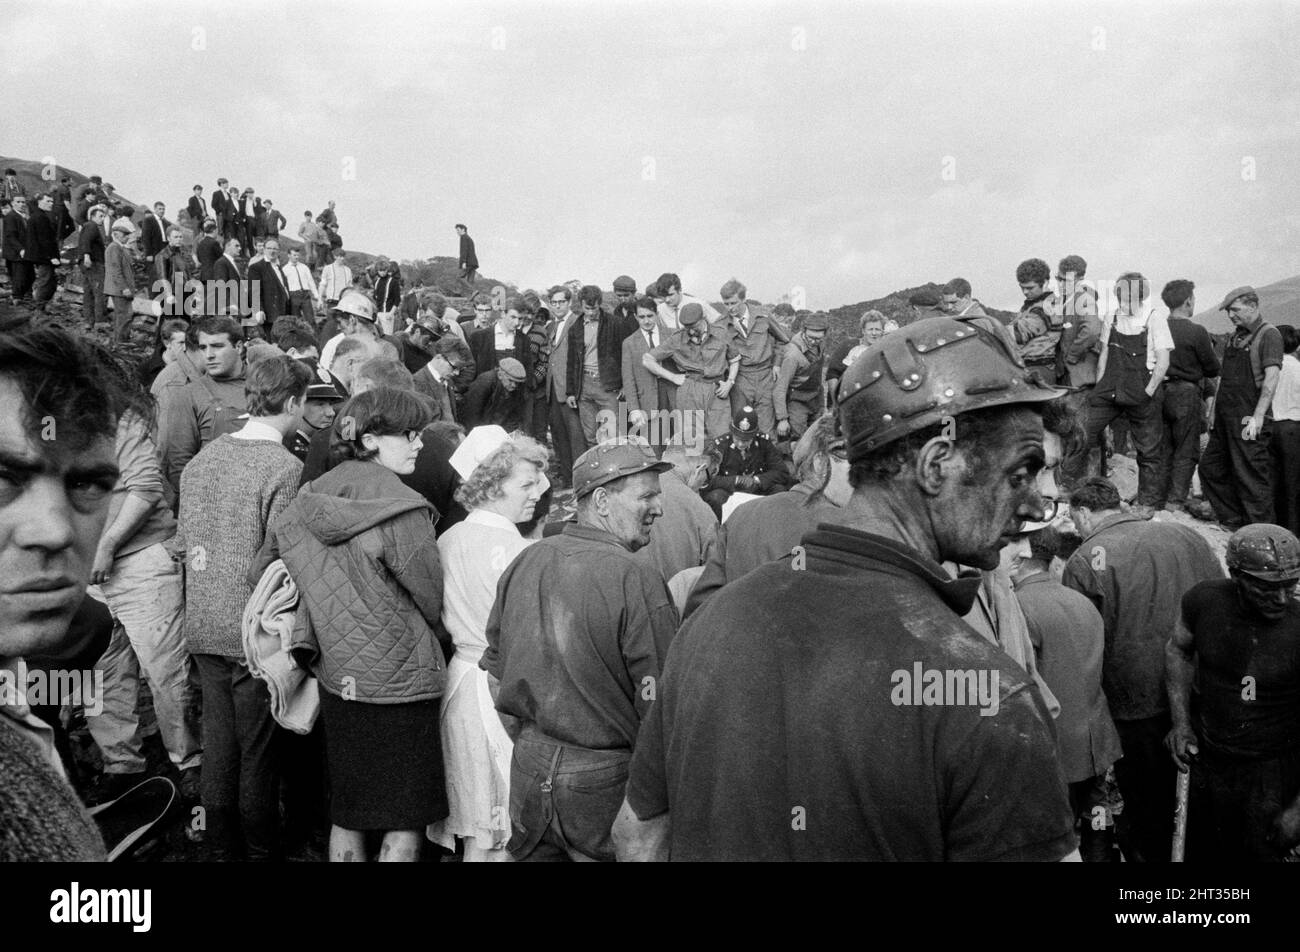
[319,262,353,302]
[231,420,283,442]
[1099,301,1174,370]
[1273,354,1300,421]
[644,327,660,349]
[281,261,318,297]
[658,293,720,332]
[0,657,65,777]
[493,324,515,350]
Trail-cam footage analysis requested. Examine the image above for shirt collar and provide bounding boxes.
[800,524,983,615]
[560,521,633,551]
[1082,510,1146,542]
[466,509,523,534]
[232,419,283,442]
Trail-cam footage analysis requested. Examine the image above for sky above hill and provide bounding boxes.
[4,0,1297,312]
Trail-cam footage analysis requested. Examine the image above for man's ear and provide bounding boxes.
[914,435,961,497]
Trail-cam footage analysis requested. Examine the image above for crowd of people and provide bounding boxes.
[2,187,1299,864]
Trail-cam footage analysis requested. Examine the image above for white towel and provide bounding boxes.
[242,559,320,734]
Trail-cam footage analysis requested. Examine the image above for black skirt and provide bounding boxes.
[319,690,449,831]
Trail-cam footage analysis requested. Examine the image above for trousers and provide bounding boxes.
[1083,390,1167,506]
[1199,418,1275,527]
[193,653,280,861]
[1161,380,1205,505]
[86,543,201,774]
[731,368,777,436]
[1113,714,1174,863]
[548,395,586,488]
[507,731,629,862]
[577,372,621,448]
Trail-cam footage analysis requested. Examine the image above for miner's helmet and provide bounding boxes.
[1225,524,1300,582]
[836,315,1065,461]
[335,288,376,323]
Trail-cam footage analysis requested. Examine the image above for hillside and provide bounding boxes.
[0,154,507,295]
[1193,274,1300,333]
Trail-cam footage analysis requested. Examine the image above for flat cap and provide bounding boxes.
[572,441,672,499]
[612,275,637,293]
[679,302,705,327]
[110,219,134,233]
[909,290,942,308]
[498,357,526,381]
[802,312,830,332]
[1219,286,1257,311]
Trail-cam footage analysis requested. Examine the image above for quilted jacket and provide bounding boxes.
[253,459,446,704]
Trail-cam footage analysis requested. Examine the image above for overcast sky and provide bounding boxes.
[5,0,1297,311]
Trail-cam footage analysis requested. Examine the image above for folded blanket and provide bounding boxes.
[242,559,319,734]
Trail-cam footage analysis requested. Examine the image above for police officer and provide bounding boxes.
[698,404,791,519]
[1166,524,1300,861]
[285,376,343,461]
[615,317,1079,861]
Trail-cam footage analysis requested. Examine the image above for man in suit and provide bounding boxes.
[155,225,195,320]
[72,175,104,224]
[25,193,61,314]
[622,295,676,457]
[104,220,137,345]
[2,195,33,304]
[260,199,286,239]
[211,178,231,240]
[456,222,478,294]
[546,285,586,488]
[195,220,224,283]
[237,190,258,258]
[208,237,244,318]
[413,335,472,424]
[53,176,75,241]
[77,204,109,329]
[186,185,208,227]
[247,237,291,327]
[139,202,170,264]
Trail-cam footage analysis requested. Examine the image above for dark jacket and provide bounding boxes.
[187,194,208,223]
[566,309,639,398]
[195,235,223,280]
[374,274,401,313]
[702,432,791,494]
[469,325,529,379]
[252,459,446,703]
[2,211,28,261]
[140,215,167,258]
[458,233,478,270]
[461,369,523,431]
[213,255,242,283]
[76,219,106,266]
[25,208,59,263]
[247,259,290,319]
[211,189,229,216]
[1060,512,1223,721]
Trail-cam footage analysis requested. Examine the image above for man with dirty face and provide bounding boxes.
[1166,523,1300,861]
[616,317,1081,861]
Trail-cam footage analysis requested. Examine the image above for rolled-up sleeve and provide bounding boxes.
[116,413,166,508]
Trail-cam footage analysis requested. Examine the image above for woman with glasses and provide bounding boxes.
[252,386,448,861]
[428,429,550,861]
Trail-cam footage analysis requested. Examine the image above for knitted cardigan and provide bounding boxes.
[177,435,302,658]
[0,716,107,861]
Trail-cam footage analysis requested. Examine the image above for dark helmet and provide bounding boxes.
[1225,524,1300,582]
[837,316,1064,459]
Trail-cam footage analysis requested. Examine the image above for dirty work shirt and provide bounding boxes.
[648,326,737,381]
[482,523,679,751]
[626,524,1076,861]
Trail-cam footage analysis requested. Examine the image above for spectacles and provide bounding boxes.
[475,307,491,313]
[550,299,566,306]
[401,430,422,444]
